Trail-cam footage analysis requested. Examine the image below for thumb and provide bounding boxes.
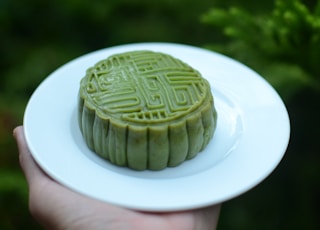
[13,126,46,186]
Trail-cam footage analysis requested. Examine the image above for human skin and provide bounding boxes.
[13,126,220,230]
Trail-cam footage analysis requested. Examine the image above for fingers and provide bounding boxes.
[13,126,46,186]
[194,204,221,230]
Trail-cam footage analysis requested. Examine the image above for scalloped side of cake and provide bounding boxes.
[78,94,217,171]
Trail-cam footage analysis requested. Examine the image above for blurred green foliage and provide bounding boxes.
[0,0,319,229]
[202,0,320,99]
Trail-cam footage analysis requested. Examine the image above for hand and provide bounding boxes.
[13,126,220,230]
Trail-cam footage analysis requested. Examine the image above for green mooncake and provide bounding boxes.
[78,50,217,170]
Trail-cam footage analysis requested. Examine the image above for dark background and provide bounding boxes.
[1,0,319,229]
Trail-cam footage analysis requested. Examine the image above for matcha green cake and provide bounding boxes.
[78,50,217,170]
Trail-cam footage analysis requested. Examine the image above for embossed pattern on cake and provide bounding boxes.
[78,50,217,170]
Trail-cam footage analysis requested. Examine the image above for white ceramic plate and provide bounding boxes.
[24,43,290,211]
